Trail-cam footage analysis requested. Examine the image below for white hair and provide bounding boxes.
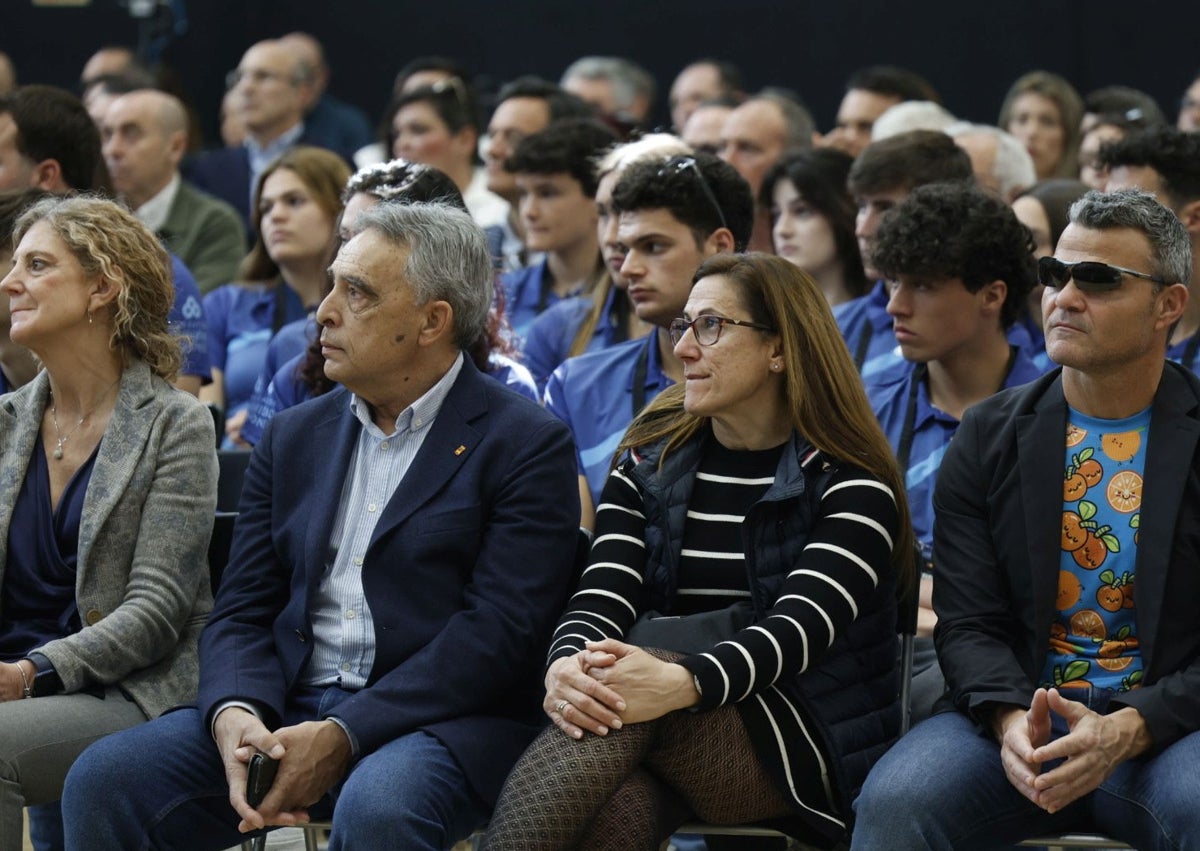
[946,122,1037,200]
[870,100,957,140]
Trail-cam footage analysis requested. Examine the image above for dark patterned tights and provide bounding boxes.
[481,655,791,851]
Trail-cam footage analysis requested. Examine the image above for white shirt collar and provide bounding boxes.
[134,172,182,234]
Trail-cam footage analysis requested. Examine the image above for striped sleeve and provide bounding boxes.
[547,459,649,663]
[679,466,900,709]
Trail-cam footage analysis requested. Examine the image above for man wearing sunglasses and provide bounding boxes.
[1100,126,1200,373]
[854,189,1200,849]
[865,182,1046,723]
[544,153,753,529]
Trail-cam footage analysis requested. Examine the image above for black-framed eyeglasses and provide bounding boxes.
[1037,256,1167,293]
[669,314,775,346]
[658,156,728,232]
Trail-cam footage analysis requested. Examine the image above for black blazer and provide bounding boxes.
[932,363,1200,751]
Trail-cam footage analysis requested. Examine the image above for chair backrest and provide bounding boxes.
[217,450,252,512]
[896,541,923,735]
[208,510,238,595]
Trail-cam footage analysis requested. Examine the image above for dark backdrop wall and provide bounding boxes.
[4,0,1195,148]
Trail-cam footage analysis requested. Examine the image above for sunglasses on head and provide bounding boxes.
[1037,256,1168,293]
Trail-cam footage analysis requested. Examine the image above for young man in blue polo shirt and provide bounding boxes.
[497,118,617,340]
[544,152,754,528]
[1100,126,1200,373]
[838,130,974,380]
[866,182,1046,720]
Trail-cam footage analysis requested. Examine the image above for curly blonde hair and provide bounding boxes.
[14,194,182,380]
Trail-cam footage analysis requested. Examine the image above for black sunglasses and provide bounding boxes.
[1037,256,1168,293]
[658,156,728,232]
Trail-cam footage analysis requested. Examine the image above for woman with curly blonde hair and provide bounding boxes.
[0,194,216,850]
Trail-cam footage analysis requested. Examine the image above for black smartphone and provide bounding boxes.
[245,751,279,809]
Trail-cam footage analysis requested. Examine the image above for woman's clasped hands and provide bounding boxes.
[543,639,700,739]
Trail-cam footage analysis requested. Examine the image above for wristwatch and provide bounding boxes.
[25,657,63,697]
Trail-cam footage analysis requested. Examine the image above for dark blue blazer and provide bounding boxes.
[184,129,353,232]
[197,358,581,805]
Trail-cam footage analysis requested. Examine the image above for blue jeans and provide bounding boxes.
[851,710,1200,850]
[61,687,489,851]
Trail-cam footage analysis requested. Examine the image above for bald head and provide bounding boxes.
[101,90,188,208]
[279,32,327,102]
[81,46,136,87]
[229,40,311,141]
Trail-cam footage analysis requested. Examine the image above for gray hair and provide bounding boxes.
[754,89,815,152]
[946,122,1037,200]
[1069,189,1192,287]
[354,202,493,348]
[561,56,656,116]
[596,132,691,178]
[873,101,957,139]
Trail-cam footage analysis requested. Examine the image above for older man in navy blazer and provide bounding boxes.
[63,203,581,850]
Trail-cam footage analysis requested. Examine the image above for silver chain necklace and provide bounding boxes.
[48,379,120,461]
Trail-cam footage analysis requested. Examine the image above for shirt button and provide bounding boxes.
[353,557,363,566]
[413,418,422,428]
[341,662,352,672]
[380,442,389,451]
[368,503,377,512]
[345,610,356,619]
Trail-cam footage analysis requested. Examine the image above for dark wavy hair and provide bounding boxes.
[611,152,754,251]
[505,118,617,197]
[871,182,1036,328]
[1097,126,1200,208]
[760,149,867,298]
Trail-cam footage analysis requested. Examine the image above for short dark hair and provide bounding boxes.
[0,187,54,245]
[496,76,594,122]
[872,182,1036,328]
[846,65,939,104]
[505,119,617,197]
[389,78,480,135]
[0,85,103,192]
[848,130,973,197]
[611,153,755,251]
[1083,86,1166,127]
[761,149,867,299]
[83,70,156,100]
[1097,126,1200,208]
[393,56,468,93]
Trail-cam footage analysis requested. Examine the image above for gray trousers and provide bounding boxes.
[0,687,146,851]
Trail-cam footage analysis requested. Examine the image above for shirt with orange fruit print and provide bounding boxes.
[1042,408,1147,697]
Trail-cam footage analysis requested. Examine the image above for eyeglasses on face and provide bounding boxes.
[668,314,775,346]
[658,156,728,232]
[1037,256,1167,293]
[225,68,297,90]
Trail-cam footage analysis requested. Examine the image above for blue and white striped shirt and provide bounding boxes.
[302,352,464,687]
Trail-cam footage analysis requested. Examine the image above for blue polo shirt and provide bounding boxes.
[1168,331,1200,375]
[834,281,903,381]
[522,286,631,393]
[499,257,586,342]
[168,254,210,381]
[544,332,674,507]
[203,282,309,424]
[868,347,1044,561]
